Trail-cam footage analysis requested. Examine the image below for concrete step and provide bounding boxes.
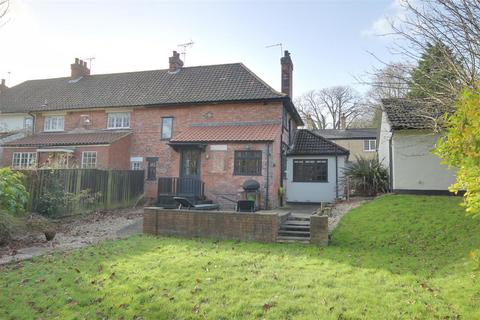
[276,235,310,244]
[279,225,310,232]
[282,220,310,226]
[287,216,311,222]
[278,230,310,237]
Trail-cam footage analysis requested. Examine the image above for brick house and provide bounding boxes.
[0,52,303,209]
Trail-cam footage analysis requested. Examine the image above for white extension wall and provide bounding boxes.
[285,155,347,203]
[378,111,392,168]
[392,130,456,191]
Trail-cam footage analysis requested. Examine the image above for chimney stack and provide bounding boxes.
[281,50,293,97]
[340,113,347,130]
[71,58,90,78]
[169,51,184,72]
[0,79,7,93]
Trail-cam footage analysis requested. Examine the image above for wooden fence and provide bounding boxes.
[21,169,145,216]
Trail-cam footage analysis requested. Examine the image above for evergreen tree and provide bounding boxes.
[408,42,461,102]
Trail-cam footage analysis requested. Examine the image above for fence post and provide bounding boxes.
[106,170,113,210]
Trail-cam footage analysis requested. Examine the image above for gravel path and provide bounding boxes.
[0,209,143,265]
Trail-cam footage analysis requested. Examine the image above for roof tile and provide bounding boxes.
[3,131,131,147]
[288,130,349,156]
[0,63,285,113]
[170,124,280,143]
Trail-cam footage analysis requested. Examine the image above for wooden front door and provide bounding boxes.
[179,149,201,195]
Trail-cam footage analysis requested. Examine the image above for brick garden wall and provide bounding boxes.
[310,214,329,246]
[143,207,280,243]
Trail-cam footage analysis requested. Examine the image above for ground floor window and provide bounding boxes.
[293,159,328,182]
[130,157,143,170]
[364,139,377,152]
[12,152,37,169]
[81,151,97,168]
[234,150,262,176]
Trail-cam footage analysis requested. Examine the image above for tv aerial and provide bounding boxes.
[178,41,194,65]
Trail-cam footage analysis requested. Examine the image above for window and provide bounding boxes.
[107,112,130,129]
[44,116,64,132]
[234,150,262,176]
[293,159,328,182]
[281,143,288,180]
[131,161,142,170]
[283,107,288,128]
[146,157,158,180]
[12,152,37,169]
[23,117,33,132]
[161,117,173,140]
[81,151,97,168]
[364,139,377,152]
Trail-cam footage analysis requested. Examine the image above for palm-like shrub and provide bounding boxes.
[343,157,389,196]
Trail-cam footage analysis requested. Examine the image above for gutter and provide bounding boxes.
[388,132,393,191]
[335,147,339,199]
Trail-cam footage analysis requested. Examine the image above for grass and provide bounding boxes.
[1,195,479,319]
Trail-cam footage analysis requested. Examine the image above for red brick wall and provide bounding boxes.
[131,102,285,208]
[143,207,280,243]
[108,135,131,169]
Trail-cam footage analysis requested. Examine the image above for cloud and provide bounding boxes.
[361,0,407,38]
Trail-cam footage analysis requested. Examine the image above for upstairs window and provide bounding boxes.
[293,159,328,182]
[12,152,37,169]
[234,150,262,176]
[107,112,130,129]
[24,117,33,132]
[364,139,377,152]
[44,116,64,132]
[81,151,97,168]
[161,117,173,140]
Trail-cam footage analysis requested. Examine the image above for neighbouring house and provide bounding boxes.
[314,115,377,162]
[0,79,34,160]
[0,52,303,209]
[378,98,456,194]
[285,129,349,203]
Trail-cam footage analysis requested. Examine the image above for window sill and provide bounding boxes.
[44,130,65,133]
[106,127,131,130]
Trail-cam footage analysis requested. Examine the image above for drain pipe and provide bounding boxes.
[335,147,339,200]
[265,142,271,209]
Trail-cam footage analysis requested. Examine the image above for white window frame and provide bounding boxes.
[23,117,33,131]
[44,116,64,132]
[131,161,143,170]
[364,139,377,152]
[81,151,97,169]
[107,112,130,129]
[12,152,37,169]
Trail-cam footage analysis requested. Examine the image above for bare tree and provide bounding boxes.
[295,86,362,129]
[0,0,9,24]
[294,90,328,130]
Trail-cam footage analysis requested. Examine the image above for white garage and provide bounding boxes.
[286,130,349,203]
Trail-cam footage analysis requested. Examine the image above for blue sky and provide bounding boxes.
[0,0,403,98]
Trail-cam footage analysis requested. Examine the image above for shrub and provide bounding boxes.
[0,168,29,215]
[435,85,480,218]
[34,173,101,217]
[343,157,389,196]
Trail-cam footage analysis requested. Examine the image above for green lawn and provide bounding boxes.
[1,195,479,319]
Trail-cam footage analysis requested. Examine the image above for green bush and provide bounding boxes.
[35,173,101,217]
[0,168,29,215]
[343,157,389,196]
